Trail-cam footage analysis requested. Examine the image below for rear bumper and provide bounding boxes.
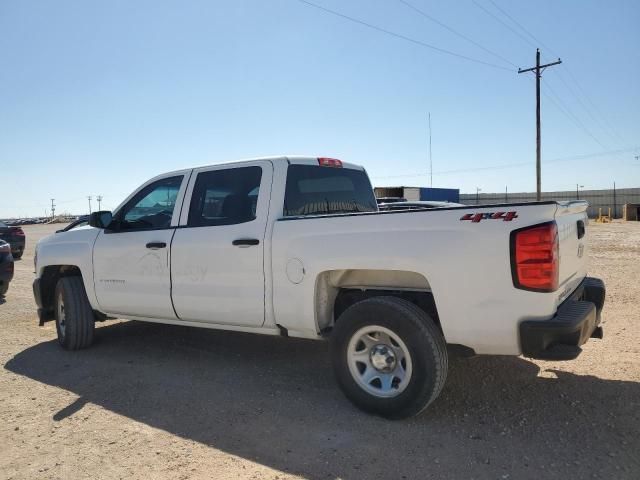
[4,237,25,254]
[0,270,13,287]
[519,277,606,360]
[0,257,14,283]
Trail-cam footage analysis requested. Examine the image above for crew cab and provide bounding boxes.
[33,156,605,418]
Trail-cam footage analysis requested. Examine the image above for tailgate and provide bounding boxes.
[555,201,589,303]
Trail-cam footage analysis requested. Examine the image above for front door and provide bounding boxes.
[170,161,272,326]
[93,174,187,319]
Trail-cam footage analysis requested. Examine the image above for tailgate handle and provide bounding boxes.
[577,220,585,239]
[146,242,167,249]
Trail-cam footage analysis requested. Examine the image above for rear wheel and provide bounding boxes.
[54,276,95,350]
[330,296,448,419]
[12,251,23,260]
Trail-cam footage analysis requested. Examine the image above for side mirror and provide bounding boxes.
[88,211,113,229]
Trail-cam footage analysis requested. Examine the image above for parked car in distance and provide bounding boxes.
[33,155,605,419]
[0,221,25,259]
[0,240,14,296]
[378,200,465,211]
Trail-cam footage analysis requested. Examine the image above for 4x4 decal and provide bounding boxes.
[460,211,518,223]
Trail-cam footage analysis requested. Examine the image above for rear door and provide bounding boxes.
[170,161,272,327]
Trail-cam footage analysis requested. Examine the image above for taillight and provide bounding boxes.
[6,262,14,274]
[318,157,343,168]
[510,222,559,292]
[12,227,25,236]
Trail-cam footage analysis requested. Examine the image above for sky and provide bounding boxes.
[1,0,638,217]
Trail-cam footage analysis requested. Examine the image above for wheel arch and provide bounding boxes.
[314,269,442,335]
[38,264,86,323]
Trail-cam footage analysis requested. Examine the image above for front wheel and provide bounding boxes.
[330,296,448,419]
[54,276,95,350]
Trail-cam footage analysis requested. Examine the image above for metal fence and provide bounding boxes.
[459,188,640,218]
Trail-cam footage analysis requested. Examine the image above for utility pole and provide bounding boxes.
[50,199,56,219]
[428,112,433,188]
[476,187,481,205]
[576,184,584,200]
[87,196,92,215]
[97,195,103,211]
[613,181,617,219]
[518,49,562,201]
[505,186,508,203]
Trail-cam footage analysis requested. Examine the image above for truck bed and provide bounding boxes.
[271,200,589,355]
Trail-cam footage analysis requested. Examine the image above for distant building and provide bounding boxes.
[374,186,460,203]
[459,187,640,219]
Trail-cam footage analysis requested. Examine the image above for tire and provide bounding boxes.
[330,296,448,419]
[0,282,8,297]
[54,276,95,350]
[13,252,22,260]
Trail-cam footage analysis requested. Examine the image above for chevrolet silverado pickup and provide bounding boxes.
[33,156,605,418]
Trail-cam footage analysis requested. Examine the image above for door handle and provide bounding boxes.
[232,238,260,246]
[146,242,167,249]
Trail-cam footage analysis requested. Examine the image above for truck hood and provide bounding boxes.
[37,225,100,248]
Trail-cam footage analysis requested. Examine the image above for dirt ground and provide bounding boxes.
[0,222,638,480]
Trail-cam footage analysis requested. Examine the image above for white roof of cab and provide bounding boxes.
[164,155,365,176]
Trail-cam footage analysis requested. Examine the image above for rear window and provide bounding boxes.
[283,165,378,217]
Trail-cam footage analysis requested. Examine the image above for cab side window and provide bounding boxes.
[188,167,262,227]
[115,176,183,231]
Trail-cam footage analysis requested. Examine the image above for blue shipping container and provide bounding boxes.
[419,188,460,203]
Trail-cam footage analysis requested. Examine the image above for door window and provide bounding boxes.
[115,176,183,231]
[188,167,262,227]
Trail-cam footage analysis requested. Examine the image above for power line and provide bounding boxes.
[561,69,629,147]
[472,0,537,51]
[397,0,518,68]
[370,147,639,179]
[549,70,620,145]
[541,78,609,151]
[481,0,629,149]
[487,0,555,56]
[295,0,514,71]
[55,197,85,205]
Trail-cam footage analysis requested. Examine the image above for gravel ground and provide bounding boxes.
[1,222,639,480]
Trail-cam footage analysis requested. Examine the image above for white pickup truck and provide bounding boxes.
[33,156,605,418]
